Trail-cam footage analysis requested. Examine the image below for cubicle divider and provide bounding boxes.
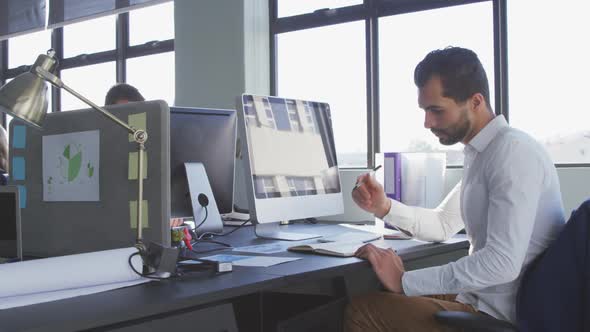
[9,100,171,257]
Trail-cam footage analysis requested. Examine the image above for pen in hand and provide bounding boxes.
[353,165,382,191]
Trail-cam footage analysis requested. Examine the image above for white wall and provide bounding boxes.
[174,0,269,109]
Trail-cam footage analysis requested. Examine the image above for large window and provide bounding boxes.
[63,15,116,57]
[273,0,505,168]
[61,62,116,111]
[129,2,175,46]
[1,1,174,116]
[127,52,175,106]
[7,30,51,69]
[276,21,367,167]
[507,0,590,164]
[378,2,494,165]
[278,0,362,18]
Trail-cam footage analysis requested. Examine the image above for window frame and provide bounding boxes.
[270,0,513,168]
[0,6,174,124]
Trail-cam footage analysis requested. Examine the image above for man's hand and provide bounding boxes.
[351,173,391,218]
[355,243,405,294]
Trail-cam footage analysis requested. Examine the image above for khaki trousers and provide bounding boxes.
[344,292,478,332]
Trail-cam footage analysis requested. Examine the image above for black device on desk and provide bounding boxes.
[169,107,237,224]
[0,186,22,261]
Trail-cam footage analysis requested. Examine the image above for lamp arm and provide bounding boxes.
[35,66,149,251]
[34,67,137,135]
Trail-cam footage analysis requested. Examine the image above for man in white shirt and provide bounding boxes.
[344,47,565,331]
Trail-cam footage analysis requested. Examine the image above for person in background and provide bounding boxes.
[345,47,565,331]
[104,83,145,106]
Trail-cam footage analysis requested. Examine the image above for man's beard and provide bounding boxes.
[431,111,470,146]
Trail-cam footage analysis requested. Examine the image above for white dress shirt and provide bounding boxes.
[383,115,565,323]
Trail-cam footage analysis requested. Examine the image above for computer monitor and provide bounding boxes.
[169,107,236,218]
[236,94,343,240]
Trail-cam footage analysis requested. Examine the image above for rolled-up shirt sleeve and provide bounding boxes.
[382,181,465,243]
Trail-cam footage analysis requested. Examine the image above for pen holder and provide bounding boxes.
[171,226,190,248]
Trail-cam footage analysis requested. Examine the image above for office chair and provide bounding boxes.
[435,199,590,332]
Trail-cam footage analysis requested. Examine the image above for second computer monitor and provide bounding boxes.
[236,94,343,232]
[170,107,236,218]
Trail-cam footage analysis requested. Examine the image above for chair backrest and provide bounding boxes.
[516,199,590,332]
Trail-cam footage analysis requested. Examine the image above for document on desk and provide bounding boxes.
[289,240,390,257]
[200,254,301,267]
[232,243,291,254]
[0,247,149,310]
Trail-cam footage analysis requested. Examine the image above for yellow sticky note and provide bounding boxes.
[128,113,147,142]
[130,200,149,229]
[128,151,148,180]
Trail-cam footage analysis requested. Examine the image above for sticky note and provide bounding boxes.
[130,200,149,229]
[128,151,148,180]
[12,157,25,180]
[12,125,26,148]
[17,186,26,208]
[128,113,147,142]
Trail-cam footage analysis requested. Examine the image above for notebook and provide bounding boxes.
[288,239,389,257]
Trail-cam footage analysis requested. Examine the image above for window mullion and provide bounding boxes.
[366,0,379,168]
[51,28,63,112]
[116,12,129,83]
[493,0,508,120]
[1,40,7,127]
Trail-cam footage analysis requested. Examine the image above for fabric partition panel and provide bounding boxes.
[0,0,46,41]
[48,0,171,28]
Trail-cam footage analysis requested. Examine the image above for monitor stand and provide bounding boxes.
[254,222,321,241]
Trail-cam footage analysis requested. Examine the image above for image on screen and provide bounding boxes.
[242,95,341,199]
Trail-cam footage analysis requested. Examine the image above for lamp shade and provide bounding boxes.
[0,52,58,128]
[0,72,49,128]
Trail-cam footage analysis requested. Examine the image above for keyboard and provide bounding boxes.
[319,231,382,244]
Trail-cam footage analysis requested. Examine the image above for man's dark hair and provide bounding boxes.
[104,83,145,105]
[414,47,491,109]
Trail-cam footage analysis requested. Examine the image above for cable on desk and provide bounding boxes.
[192,238,232,248]
[193,206,208,230]
[188,238,233,254]
[127,252,176,280]
[197,219,251,240]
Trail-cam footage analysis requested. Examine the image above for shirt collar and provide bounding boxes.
[466,114,508,153]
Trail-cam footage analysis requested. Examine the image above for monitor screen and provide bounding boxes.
[237,94,343,224]
[170,107,236,217]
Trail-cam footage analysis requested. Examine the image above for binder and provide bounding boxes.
[375,152,402,202]
[376,152,446,208]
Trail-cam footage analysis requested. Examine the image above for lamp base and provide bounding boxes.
[139,242,179,278]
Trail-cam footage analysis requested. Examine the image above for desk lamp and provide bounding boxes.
[0,50,177,276]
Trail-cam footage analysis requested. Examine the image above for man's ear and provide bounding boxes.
[471,93,485,110]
